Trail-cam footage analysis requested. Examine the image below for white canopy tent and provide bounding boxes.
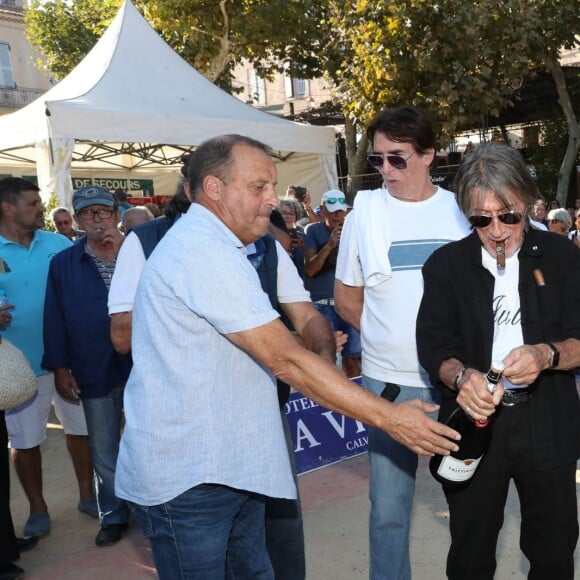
[0,0,337,206]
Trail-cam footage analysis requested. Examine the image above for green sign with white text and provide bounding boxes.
[71,177,154,195]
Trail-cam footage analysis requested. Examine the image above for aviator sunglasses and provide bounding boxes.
[468,211,524,229]
[324,197,346,204]
[366,151,415,170]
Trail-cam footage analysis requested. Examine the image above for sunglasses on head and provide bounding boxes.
[324,197,346,204]
[468,211,524,228]
[366,151,415,170]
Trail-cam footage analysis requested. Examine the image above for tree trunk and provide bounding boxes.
[205,0,231,82]
[344,115,370,202]
[544,53,580,206]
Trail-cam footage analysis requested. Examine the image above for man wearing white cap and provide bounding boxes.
[304,190,361,377]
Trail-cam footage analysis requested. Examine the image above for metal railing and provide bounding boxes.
[0,85,46,109]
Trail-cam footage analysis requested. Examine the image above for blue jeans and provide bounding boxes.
[362,376,441,580]
[315,303,361,357]
[82,386,129,525]
[130,484,274,580]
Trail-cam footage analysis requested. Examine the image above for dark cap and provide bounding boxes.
[72,186,115,212]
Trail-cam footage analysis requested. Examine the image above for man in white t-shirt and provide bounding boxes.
[335,107,470,580]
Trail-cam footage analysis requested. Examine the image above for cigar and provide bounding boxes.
[533,269,546,286]
[496,240,505,270]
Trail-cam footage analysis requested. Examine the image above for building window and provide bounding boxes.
[0,44,15,88]
[284,74,307,99]
[295,78,307,97]
[248,69,266,105]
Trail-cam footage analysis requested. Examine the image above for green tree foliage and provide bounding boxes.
[25,1,578,200]
[25,0,325,89]
[525,116,571,201]
[25,0,120,80]
[326,0,578,199]
[42,192,61,233]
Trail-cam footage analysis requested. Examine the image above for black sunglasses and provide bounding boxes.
[366,152,415,170]
[468,211,524,228]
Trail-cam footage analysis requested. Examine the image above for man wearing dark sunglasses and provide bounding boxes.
[546,208,572,237]
[334,106,470,580]
[417,142,580,579]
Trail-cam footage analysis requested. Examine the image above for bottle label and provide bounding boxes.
[437,454,482,482]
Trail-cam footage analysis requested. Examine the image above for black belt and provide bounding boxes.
[501,388,532,407]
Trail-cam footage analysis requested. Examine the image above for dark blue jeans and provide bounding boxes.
[82,386,129,525]
[130,484,274,580]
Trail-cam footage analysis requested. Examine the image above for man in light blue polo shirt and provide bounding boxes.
[115,135,461,579]
[0,177,95,539]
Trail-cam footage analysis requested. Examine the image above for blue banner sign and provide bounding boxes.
[284,377,368,475]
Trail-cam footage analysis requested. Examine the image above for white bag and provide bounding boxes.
[0,336,37,411]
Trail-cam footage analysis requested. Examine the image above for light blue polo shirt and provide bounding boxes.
[116,204,296,505]
[0,230,72,375]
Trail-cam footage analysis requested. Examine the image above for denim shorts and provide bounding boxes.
[314,303,361,358]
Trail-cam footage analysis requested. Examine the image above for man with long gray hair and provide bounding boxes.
[417,141,580,579]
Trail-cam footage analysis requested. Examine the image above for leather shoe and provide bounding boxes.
[0,563,24,580]
[95,523,128,547]
[16,536,38,552]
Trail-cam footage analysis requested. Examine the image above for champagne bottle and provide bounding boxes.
[429,362,504,487]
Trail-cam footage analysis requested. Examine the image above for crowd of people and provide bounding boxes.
[0,106,579,580]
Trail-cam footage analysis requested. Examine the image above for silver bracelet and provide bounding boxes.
[453,367,466,391]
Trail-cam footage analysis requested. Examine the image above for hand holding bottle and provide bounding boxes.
[455,366,504,422]
[430,362,504,486]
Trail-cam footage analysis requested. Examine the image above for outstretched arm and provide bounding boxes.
[227,319,461,457]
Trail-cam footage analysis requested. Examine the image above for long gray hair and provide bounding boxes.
[454,142,539,224]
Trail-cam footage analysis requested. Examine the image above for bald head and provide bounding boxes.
[120,206,154,234]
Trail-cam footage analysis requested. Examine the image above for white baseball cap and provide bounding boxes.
[321,190,348,213]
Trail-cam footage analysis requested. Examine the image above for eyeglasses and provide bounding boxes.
[323,197,346,204]
[366,151,415,170]
[78,209,115,221]
[468,211,524,228]
[279,211,296,217]
[549,219,563,224]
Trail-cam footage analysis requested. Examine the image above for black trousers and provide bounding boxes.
[264,410,305,580]
[443,402,578,580]
[0,410,19,564]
